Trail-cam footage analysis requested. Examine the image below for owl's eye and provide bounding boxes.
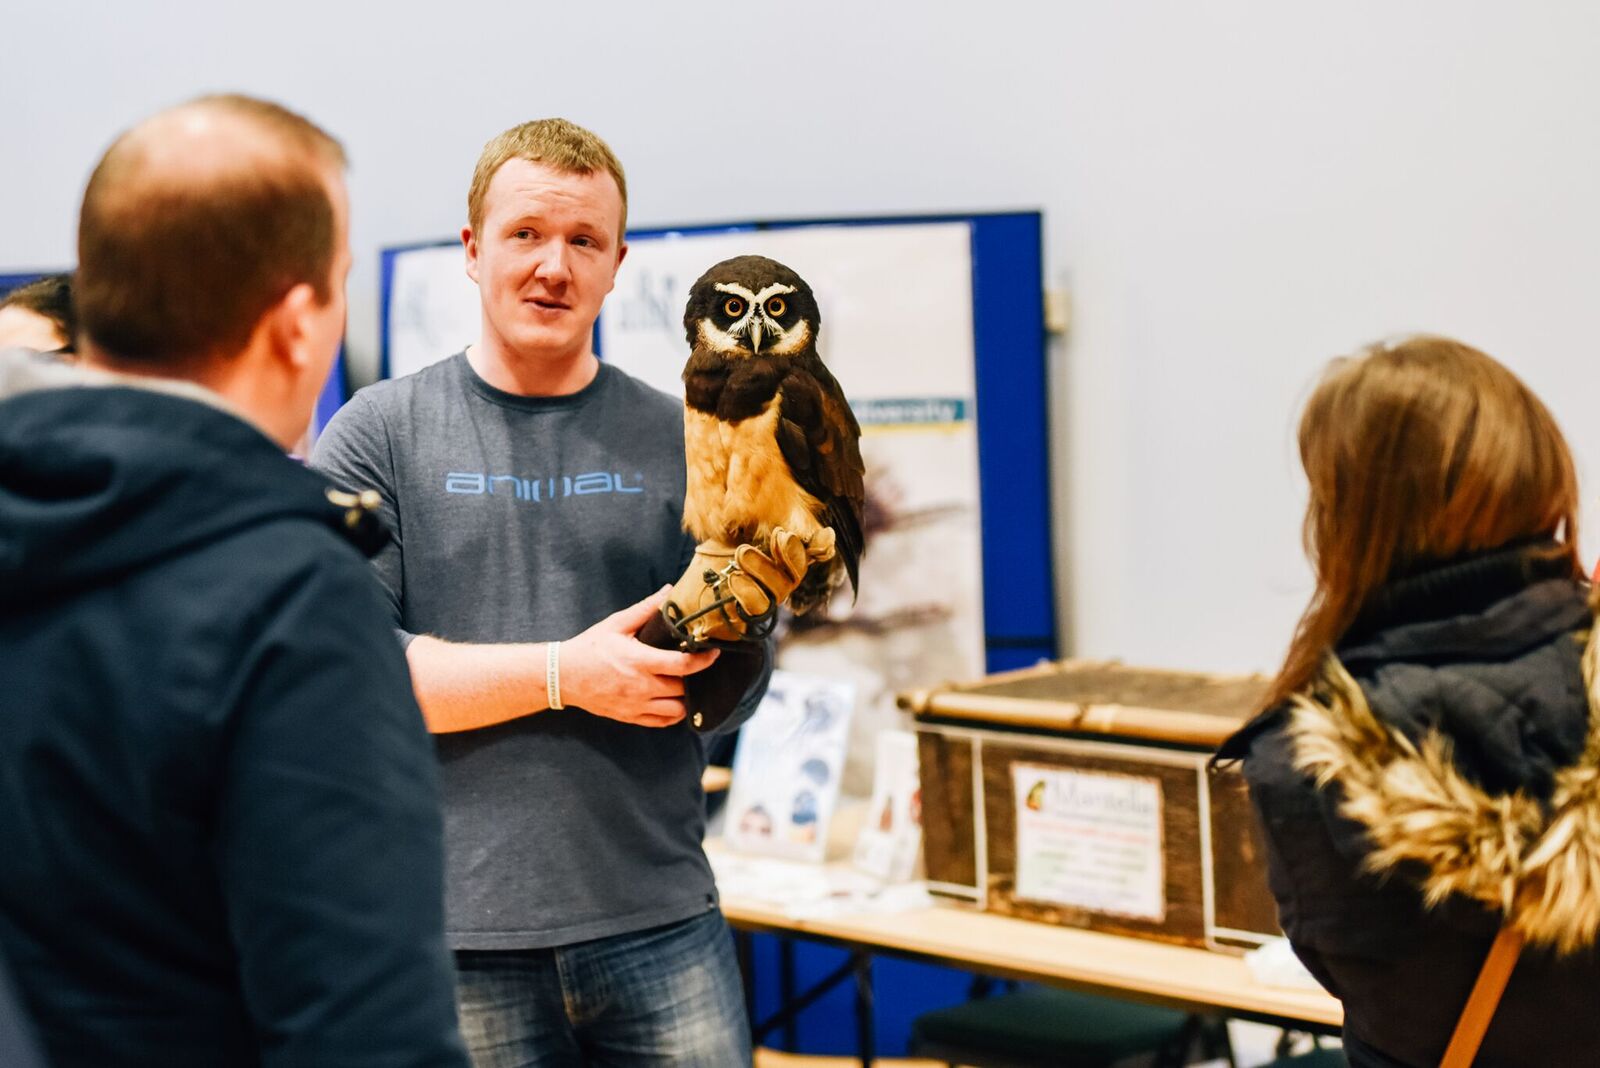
[723,298,745,318]
[766,297,787,317]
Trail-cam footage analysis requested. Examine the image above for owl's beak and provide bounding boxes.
[747,319,764,354]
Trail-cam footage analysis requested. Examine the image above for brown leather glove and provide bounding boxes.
[659,527,837,647]
[633,527,833,733]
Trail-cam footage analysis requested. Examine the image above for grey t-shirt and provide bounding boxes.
[313,353,764,949]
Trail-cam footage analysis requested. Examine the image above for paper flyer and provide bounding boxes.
[725,670,856,862]
[1011,764,1166,921]
[853,729,923,882]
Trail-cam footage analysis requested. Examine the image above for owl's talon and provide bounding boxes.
[806,527,837,562]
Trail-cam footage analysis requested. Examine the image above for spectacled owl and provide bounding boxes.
[681,255,864,613]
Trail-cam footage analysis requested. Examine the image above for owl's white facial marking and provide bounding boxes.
[709,281,802,356]
[697,318,746,354]
[765,319,811,355]
[718,282,797,304]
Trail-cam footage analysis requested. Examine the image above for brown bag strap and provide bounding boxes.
[1438,925,1525,1067]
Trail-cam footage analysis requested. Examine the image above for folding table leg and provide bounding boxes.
[778,939,798,1050]
[853,953,875,1066]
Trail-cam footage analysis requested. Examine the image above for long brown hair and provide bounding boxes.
[1263,335,1582,711]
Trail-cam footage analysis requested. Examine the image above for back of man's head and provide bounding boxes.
[76,94,346,367]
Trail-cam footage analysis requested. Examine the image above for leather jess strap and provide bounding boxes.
[1439,925,1525,1067]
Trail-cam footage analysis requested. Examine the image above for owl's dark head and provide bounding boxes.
[683,255,819,357]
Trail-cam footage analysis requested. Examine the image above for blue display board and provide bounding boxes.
[378,213,1058,1060]
[380,212,1057,669]
[312,349,349,435]
[0,272,51,296]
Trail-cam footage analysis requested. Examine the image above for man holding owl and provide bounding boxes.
[315,120,771,1065]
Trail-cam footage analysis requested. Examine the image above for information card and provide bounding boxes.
[1011,764,1166,921]
[725,670,856,863]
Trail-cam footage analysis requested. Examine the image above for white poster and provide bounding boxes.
[382,221,991,795]
[600,222,986,795]
[385,243,479,379]
[1011,764,1166,922]
[725,670,856,862]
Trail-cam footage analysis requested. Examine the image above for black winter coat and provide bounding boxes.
[0,353,468,1067]
[0,951,44,1068]
[1218,545,1600,1068]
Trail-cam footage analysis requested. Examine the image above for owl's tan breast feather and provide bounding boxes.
[682,398,823,545]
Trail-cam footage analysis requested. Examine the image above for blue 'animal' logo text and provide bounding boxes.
[445,471,645,503]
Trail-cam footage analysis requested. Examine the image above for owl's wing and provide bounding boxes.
[776,357,866,594]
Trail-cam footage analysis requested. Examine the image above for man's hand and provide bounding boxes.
[560,587,720,727]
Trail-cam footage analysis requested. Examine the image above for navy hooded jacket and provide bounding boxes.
[0,951,44,1068]
[0,352,468,1067]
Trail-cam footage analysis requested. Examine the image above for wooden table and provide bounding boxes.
[717,860,1341,1063]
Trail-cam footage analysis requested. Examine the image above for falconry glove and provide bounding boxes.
[635,527,835,733]
[659,526,837,648]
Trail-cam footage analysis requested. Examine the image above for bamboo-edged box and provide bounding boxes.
[899,660,1278,954]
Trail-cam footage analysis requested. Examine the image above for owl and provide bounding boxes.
[680,255,865,613]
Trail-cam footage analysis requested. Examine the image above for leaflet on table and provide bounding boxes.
[1245,937,1328,992]
[853,729,922,882]
[725,670,855,862]
[709,851,933,919]
[1011,763,1166,922]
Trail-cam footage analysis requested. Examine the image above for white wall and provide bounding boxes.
[7,1,1599,676]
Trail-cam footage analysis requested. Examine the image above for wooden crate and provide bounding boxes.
[901,660,1278,954]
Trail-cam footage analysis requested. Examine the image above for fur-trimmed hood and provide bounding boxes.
[1286,620,1600,954]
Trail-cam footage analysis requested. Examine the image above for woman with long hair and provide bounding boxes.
[1217,336,1600,1067]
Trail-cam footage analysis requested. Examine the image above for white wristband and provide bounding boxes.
[546,640,564,711]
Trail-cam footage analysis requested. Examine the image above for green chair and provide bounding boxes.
[908,986,1224,1067]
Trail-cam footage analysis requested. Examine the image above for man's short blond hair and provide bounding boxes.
[467,118,627,238]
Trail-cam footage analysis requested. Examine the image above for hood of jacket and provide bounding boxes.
[1282,564,1600,955]
[0,348,384,608]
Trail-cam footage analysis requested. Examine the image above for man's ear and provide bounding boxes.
[462,225,480,284]
[606,242,628,296]
[267,282,320,370]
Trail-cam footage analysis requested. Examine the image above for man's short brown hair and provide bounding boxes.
[467,118,627,237]
[76,94,346,365]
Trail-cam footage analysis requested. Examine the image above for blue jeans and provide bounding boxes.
[454,909,751,1067]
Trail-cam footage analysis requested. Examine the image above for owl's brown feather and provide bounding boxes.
[773,356,864,600]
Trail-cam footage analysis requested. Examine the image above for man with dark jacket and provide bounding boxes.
[0,95,468,1067]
